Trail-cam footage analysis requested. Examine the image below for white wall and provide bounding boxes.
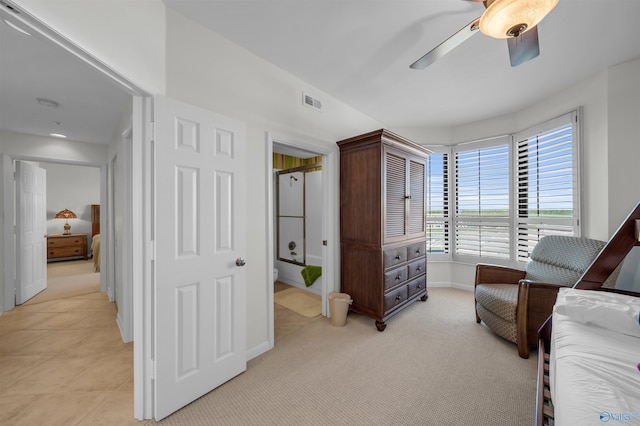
[607,59,640,235]
[0,130,108,313]
[41,162,100,250]
[397,58,640,289]
[164,8,382,352]
[7,1,638,353]
[14,0,166,95]
[0,130,109,164]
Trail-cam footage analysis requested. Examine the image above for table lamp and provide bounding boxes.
[55,209,77,235]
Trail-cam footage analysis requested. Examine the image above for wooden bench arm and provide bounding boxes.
[516,280,567,358]
[474,263,526,287]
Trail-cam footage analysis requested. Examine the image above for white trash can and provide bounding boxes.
[328,292,353,327]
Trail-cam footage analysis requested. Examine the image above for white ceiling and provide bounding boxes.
[0,6,131,145]
[1,0,640,145]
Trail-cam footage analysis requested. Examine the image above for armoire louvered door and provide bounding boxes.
[338,130,431,331]
[385,149,427,244]
[385,150,407,242]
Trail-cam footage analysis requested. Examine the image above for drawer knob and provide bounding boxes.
[416,284,422,289]
[395,295,402,301]
[395,255,401,260]
[416,266,421,272]
[416,249,421,254]
[395,275,401,281]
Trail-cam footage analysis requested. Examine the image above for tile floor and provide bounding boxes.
[0,281,321,425]
[0,291,145,425]
[273,281,323,341]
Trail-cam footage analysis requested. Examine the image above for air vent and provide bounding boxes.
[302,92,322,112]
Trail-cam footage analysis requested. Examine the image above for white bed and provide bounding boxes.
[549,288,640,425]
[91,233,100,272]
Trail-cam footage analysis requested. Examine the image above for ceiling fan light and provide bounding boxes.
[479,0,559,39]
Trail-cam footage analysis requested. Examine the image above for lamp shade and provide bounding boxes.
[479,0,559,39]
[54,209,77,220]
[55,209,77,235]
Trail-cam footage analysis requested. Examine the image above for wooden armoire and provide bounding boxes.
[337,129,431,331]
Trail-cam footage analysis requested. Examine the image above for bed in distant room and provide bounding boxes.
[91,204,100,272]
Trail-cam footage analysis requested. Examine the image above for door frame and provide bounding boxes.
[265,132,339,349]
[0,3,151,419]
[2,157,107,309]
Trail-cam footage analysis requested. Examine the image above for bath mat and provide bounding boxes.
[274,287,322,318]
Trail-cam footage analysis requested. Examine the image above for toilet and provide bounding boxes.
[273,268,279,282]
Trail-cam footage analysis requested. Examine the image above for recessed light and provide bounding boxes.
[37,98,59,108]
[50,133,67,139]
[3,19,30,36]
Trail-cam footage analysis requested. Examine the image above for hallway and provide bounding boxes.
[0,291,142,425]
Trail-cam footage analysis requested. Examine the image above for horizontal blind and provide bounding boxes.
[426,152,449,253]
[455,143,510,259]
[516,115,577,261]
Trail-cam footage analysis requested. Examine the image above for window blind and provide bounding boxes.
[454,143,510,259]
[426,152,449,253]
[515,113,578,261]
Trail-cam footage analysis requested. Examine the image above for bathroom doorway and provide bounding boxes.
[266,133,338,347]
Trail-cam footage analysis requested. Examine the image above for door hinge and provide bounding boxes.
[148,240,156,261]
[150,358,156,380]
[147,121,155,142]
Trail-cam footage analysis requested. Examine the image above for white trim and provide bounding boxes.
[137,96,153,420]
[2,155,15,312]
[426,281,474,292]
[247,341,271,361]
[266,132,338,351]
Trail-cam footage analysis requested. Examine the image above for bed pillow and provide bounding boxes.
[554,288,640,338]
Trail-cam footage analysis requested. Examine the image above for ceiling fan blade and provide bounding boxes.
[410,18,480,70]
[507,25,540,67]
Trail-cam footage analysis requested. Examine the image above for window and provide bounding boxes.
[515,111,579,261]
[426,110,581,264]
[426,151,449,254]
[454,138,511,260]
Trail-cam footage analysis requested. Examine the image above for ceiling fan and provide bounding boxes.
[410,0,559,69]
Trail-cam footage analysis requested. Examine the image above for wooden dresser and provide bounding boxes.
[337,129,431,331]
[47,234,88,261]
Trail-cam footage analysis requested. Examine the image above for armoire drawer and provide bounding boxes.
[407,276,427,298]
[384,285,408,312]
[407,242,426,260]
[384,266,408,291]
[408,259,426,279]
[383,247,407,268]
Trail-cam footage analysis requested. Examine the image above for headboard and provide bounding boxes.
[91,204,100,236]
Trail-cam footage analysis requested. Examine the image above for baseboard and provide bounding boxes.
[247,340,271,361]
[116,314,133,343]
[428,281,474,292]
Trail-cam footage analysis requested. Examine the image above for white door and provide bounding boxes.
[15,161,47,304]
[153,96,247,420]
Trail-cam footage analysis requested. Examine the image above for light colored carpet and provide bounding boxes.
[274,287,322,318]
[154,288,538,426]
[24,259,100,305]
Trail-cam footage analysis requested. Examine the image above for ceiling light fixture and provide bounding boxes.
[37,97,59,108]
[3,18,30,36]
[479,0,559,39]
[50,133,67,138]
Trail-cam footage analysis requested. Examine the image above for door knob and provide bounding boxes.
[235,257,246,267]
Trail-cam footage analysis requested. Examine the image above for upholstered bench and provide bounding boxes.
[474,235,616,358]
